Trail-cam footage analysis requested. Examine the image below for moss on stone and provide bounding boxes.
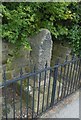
[6,71,12,80]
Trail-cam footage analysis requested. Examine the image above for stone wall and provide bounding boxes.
[2,29,53,80]
[51,41,72,67]
[2,41,31,80]
[2,34,72,80]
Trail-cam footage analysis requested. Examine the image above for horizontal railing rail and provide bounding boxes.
[1,57,81,87]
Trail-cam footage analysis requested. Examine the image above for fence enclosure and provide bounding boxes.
[1,55,81,119]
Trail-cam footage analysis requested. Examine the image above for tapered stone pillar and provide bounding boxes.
[29,29,52,70]
[27,29,53,112]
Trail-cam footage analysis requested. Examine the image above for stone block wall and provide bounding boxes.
[2,29,53,81]
[2,41,31,80]
[2,30,72,80]
[51,41,72,67]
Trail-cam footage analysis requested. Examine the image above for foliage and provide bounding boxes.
[1,2,81,55]
[67,3,81,56]
[2,3,39,50]
[68,25,81,55]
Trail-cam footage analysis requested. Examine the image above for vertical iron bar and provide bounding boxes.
[72,60,77,91]
[73,60,79,91]
[37,73,41,115]
[75,60,79,90]
[63,63,70,97]
[51,60,58,106]
[66,62,71,96]
[79,59,81,87]
[32,65,36,119]
[61,58,67,99]
[60,67,65,99]
[74,60,79,91]
[42,62,47,112]
[67,61,73,95]
[68,56,75,94]
[20,68,23,119]
[63,56,68,97]
[57,65,62,101]
[78,59,81,87]
[46,69,52,108]
[26,77,29,119]
[3,70,7,120]
[12,82,16,119]
[69,60,75,93]
[71,55,77,92]
[70,63,76,93]
[76,60,80,88]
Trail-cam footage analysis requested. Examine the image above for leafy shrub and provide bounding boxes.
[1,2,81,55]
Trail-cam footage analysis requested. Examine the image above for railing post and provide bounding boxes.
[51,59,59,106]
[79,57,81,87]
[32,65,36,119]
[20,67,23,119]
[3,70,7,120]
[42,61,47,112]
[61,55,68,97]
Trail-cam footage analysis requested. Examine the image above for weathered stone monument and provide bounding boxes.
[29,29,53,70]
[27,29,53,112]
[28,29,53,85]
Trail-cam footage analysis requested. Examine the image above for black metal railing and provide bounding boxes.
[1,55,81,119]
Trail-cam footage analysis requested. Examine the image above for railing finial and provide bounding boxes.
[20,67,23,77]
[55,58,59,65]
[65,55,68,62]
[72,53,75,60]
[3,69,6,81]
[45,61,48,68]
[34,64,36,72]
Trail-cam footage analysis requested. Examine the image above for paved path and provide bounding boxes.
[41,90,80,119]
